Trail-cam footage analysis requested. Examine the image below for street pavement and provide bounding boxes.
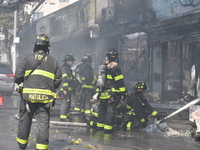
[0,93,200,150]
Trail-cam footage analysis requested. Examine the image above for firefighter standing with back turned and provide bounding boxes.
[15,34,62,150]
[122,81,159,130]
[74,54,96,122]
[60,54,79,122]
[96,48,127,133]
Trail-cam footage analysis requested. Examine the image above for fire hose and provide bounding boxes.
[146,98,200,129]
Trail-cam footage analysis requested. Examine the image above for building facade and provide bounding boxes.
[17,0,200,102]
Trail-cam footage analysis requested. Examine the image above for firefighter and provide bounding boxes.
[122,81,159,130]
[60,54,79,122]
[89,96,124,128]
[74,54,96,122]
[96,48,127,133]
[15,34,62,150]
[89,99,100,127]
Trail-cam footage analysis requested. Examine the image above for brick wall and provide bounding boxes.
[147,0,200,20]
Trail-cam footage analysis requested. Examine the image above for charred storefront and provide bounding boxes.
[145,1,200,102]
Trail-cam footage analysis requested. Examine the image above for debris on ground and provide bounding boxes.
[71,138,82,145]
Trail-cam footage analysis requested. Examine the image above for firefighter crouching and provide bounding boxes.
[89,95,100,127]
[60,54,80,122]
[122,82,159,130]
[74,54,96,122]
[15,34,62,150]
[95,48,127,133]
[89,94,125,128]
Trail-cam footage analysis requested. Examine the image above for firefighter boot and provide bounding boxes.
[60,116,72,122]
[17,142,27,150]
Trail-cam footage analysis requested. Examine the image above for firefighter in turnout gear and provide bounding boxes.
[60,54,79,122]
[15,34,62,150]
[74,54,96,122]
[96,48,127,133]
[122,82,158,130]
[89,94,124,128]
[89,98,100,127]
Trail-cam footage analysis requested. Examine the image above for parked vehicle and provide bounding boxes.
[0,63,15,96]
[0,94,4,105]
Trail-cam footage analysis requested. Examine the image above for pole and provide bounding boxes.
[12,10,17,72]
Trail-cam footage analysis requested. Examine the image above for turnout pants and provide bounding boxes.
[60,92,72,119]
[16,99,50,150]
[97,99,118,132]
[122,115,148,130]
[74,90,92,117]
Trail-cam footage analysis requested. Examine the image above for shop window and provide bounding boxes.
[33,12,43,21]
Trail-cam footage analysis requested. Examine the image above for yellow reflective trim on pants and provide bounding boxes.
[104,125,113,130]
[85,110,91,114]
[90,121,94,126]
[62,73,68,78]
[22,88,56,98]
[151,111,158,116]
[116,104,121,108]
[119,87,126,92]
[114,74,124,81]
[81,77,85,80]
[132,112,136,116]
[74,107,81,111]
[97,123,104,128]
[126,104,132,109]
[36,143,48,150]
[81,109,85,113]
[126,112,132,115]
[60,114,69,119]
[140,118,145,122]
[16,137,28,144]
[25,69,55,79]
[92,111,98,117]
[127,122,132,131]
